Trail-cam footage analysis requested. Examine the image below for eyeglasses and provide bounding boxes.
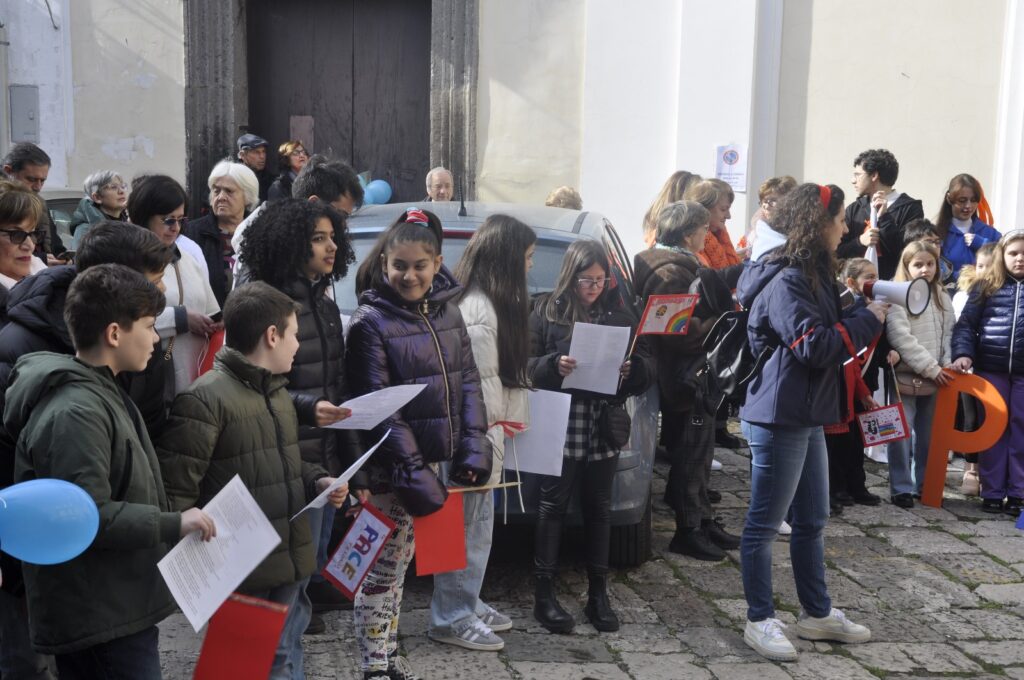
[0,228,46,245]
[101,183,128,192]
[290,149,308,157]
[761,198,778,208]
[161,216,188,227]
[577,277,607,289]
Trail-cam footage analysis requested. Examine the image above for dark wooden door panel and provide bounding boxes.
[352,0,431,202]
[247,0,429,202]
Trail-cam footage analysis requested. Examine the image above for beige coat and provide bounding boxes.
[886,288,954,380]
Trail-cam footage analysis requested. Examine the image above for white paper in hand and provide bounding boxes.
[324,385,426,430]
[157,475,281,632]
[503,389,570,476]
[561,322,631,395]
[290,429,391,520]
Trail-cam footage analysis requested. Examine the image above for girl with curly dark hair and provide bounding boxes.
[735,183,887,661]
[239,197,361,633]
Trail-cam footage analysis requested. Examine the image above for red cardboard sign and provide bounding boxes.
[856,403,910,446]
[199,329,225,376]
[412,493,466,576]
[193,593,287,680]
[322,503,396,600]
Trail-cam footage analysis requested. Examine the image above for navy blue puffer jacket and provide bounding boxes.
[737,252,882,427]
[345,266,492,516]
[952,278,1024,375]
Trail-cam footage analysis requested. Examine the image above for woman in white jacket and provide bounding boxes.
[129,175,222,397]
[426,214,535,652]
[886,240,955,508]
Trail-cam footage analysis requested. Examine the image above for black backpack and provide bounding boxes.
[701,309,774,404]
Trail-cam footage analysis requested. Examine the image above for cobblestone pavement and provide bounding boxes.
[159,444,1024,679]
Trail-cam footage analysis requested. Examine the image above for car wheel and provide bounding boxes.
[609,492,652,567]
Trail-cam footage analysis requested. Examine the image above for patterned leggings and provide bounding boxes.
[354,492,415,673]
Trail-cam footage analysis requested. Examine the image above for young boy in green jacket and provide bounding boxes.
[157,281,349,679]
[3,264,216,679]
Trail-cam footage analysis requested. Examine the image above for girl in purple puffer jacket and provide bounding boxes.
[346,208,492,680]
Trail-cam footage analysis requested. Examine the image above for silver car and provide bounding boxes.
[336,201,657,566]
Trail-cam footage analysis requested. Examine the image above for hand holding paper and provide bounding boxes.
[323,385,426,430]
[315,477,350,509]
[315,401,352,427]
[561,322,630,395]
[291,429,390,520]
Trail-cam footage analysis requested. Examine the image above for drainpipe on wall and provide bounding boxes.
[0,21,10,160]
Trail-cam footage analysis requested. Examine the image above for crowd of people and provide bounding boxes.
[0,135,1016,678]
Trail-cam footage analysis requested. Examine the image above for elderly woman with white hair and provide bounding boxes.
[69,170,129,245]
[183,160,259,306]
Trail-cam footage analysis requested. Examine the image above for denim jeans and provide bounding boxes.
[54,626,161,680]
[740,421,831,622]
[429,464,496,633]
[887,393,937,496]
[248,579,311,680]
[309,505,336,581]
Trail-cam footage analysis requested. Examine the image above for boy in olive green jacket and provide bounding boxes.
[157,281,349,679]
[3,265,215,678]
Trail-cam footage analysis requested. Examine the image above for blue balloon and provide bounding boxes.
[362,184,382,205]
[0,479,99,565]
[366,179,392,204]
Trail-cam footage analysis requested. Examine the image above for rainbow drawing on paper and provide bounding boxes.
[877,422,897,438]
[667,308,693,333]
[637,293,700,335]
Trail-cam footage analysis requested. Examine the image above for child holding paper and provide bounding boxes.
[528,239,650,634]
[240,198,363,621]
[158,281,349,679]
[3,264,215,679]
[886,241,955,508]
[347,208,492,679]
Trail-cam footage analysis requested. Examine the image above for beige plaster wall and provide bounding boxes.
[68,0,187,190]
[475,0,585,203]
[776,0,1006,220]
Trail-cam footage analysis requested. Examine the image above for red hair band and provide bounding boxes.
[405,208,429,226]
[819,185,831,209]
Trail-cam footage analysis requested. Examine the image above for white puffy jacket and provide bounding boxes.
[886,288,954,380]
[458,289,530,486]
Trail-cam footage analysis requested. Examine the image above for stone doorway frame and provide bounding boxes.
[183,0,478,213]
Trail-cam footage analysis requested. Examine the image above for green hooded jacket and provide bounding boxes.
[3,352,181,654]
[157,347,326,592]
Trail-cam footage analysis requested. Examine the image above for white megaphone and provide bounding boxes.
[862,278,931,315]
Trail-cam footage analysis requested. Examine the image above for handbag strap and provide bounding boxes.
[887,363,903,404]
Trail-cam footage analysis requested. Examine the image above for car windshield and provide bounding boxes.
[334,235,575,314]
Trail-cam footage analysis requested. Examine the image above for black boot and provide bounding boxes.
[533,575,574,633]
[701,518,740,550]
[669,527,727,561]
[583,575,620,632]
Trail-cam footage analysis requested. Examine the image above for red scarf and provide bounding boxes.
[698,227,741,269]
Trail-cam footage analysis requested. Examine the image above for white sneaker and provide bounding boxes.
[711,459,723,471]
[744,618,797,661]
[778,520,792,536]
[428,619,504,651]
[794,607,871,644]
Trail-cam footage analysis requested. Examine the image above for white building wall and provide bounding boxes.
[776,0,1006,224]
[476,0,586,204]
[0,0,186,192]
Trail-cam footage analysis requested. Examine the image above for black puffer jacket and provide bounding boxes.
[528,292,651,400]
[182,214,230,307]
[279,276,361,475]
[345,267,492,516]
[838,194,925,280]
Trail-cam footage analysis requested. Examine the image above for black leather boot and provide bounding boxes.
[583,575,620,632]
[533,575,574,633]
[669,527,727,561]
[702,518,740,550]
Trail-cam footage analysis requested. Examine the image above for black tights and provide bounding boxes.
[534,455,619,579]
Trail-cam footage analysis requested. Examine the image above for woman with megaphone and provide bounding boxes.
[884,241,955,509]
[735,183,885,662]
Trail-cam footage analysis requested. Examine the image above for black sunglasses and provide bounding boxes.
[0,228,47,245]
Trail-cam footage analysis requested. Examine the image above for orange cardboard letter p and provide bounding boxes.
[922,373,1008,507]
